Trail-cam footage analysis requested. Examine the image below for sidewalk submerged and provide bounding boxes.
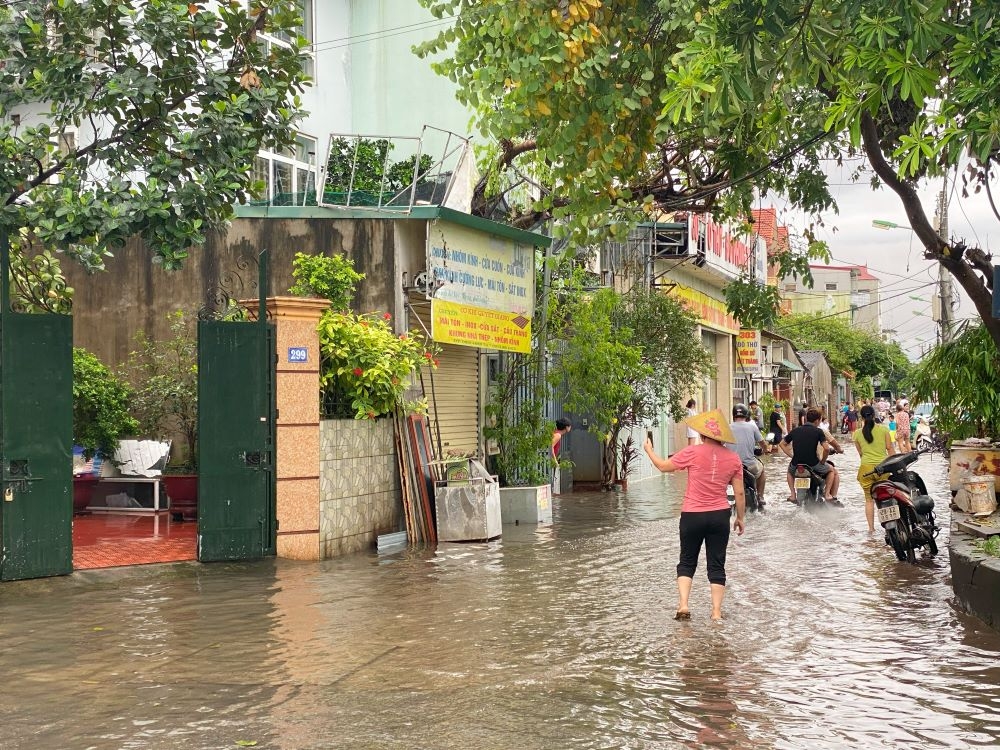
[2,455,1000,749]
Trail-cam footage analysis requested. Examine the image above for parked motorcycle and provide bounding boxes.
[867,448,939,563]
[914,416,945,453]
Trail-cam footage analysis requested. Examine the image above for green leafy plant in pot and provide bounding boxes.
[119,311,199,517]
[72,348,138,511]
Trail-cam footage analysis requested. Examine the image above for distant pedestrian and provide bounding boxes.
[644,409,745,621]
[895,401,911,453]
[686,398,700,445]
[768,402,787,445]
[552,418,572,494]
[749,400,764,431]
[797,401,809,426]
[847,403,858,433]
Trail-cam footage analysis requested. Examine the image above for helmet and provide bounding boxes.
[732,403,749,419]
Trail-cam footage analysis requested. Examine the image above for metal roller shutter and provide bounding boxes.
[408,297,482,459]
[427,343,481,457]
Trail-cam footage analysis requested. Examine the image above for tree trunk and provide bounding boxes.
[859,112,1000,349]
[602,426,621,488]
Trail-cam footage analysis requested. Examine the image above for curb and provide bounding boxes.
[950,523,1000,630]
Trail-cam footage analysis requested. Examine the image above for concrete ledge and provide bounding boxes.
[950,526,1000,630]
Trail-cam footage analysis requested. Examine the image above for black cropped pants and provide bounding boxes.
[677,509,732,585]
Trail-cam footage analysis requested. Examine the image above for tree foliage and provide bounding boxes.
[908,323,1000,439]
[0,0,308,271]
[325,136,435,201]
[774,313,910,386]
[483,352,553,487]
[550,286,714,485]
[419,0,1000,347]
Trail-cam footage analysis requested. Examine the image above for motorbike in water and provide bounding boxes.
[727,465,761,514]
[791,449,844,509]
[867,448,939,563]
[792,464,829,509]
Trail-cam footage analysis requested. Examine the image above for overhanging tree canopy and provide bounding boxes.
[0,0,308,270]
[419,1,1000,344]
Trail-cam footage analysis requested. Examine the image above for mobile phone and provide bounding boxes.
[646,429,654,448]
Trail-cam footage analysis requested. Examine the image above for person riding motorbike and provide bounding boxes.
[728,404,771,502]
[779,407,837,505]
[818,418,845,504]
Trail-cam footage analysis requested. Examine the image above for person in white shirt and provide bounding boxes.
[685,398,700,445]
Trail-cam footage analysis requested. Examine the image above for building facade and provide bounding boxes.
[781,265,882,332]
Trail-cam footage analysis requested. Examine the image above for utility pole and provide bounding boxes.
[936,176,954,344]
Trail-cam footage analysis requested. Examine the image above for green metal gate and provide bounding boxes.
[0,233,73,581]
[197,253,276,562]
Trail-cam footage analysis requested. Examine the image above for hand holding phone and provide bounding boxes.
[646,429,654,449]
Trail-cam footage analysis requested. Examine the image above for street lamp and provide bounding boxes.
[872,219,912,230]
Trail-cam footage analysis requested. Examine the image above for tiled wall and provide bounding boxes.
[319,419,402,558]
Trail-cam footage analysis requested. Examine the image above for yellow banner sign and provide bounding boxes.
[736,329,762,375]
[672,283,739,334]
[432,299,531,353]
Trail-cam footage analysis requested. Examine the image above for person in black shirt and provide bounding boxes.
[797,401,809,426]
[779,407,834,503]
[768,403,786,445]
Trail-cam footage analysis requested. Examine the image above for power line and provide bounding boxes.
[777,278,937,328]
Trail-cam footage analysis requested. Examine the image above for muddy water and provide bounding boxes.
[2,450,999,749]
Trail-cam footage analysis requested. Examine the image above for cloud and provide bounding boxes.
[773,161,992,358]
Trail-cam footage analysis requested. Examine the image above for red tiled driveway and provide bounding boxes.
[72,513,197,570]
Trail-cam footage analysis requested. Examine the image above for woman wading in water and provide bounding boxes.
[644,409,745,621]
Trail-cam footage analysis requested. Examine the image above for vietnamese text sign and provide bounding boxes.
[736,329,762,376]
[432,299,531,353]
[672,283,739,334]
[427,220,535,316]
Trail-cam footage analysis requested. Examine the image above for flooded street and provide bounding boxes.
[3,448,1000,749]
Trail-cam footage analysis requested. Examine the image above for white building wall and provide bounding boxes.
[348,0,476,153]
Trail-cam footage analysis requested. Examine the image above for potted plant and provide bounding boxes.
[119,311,199,519]
[617,434,640,491]
[72,348,138,512]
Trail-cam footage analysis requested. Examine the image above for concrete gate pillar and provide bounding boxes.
[265,296,328,560]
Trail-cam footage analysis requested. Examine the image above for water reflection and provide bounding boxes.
[1,451,999,748]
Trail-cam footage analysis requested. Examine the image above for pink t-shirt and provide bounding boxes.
[670,443,742,512]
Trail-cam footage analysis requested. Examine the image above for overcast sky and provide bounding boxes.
[769,160,991,361]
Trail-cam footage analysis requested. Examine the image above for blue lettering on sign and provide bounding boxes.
[288,347,308,363]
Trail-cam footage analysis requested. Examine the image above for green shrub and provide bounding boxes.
[118,311,198,466]
[73,348,138,458]
[288,252,364,312]
[318,310,436,419]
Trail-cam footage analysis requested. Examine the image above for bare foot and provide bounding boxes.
[711,612,723,622]
[674,609,691,621]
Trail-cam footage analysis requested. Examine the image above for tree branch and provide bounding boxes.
[859,111,942,255]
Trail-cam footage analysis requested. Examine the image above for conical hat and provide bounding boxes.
[685,408,736,444]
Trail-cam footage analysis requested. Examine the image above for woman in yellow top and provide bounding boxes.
[853,404,896,533]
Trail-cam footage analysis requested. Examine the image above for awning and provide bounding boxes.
[779,358,803,372]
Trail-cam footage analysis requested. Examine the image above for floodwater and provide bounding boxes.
[2,448,1000,750]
